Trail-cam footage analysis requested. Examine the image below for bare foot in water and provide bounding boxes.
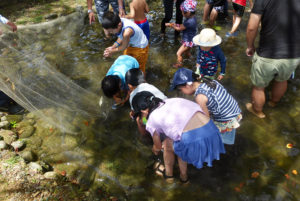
[246,103,266,118]
[267,101,276,107]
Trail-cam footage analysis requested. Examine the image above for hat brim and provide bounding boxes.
[192,34,222,47]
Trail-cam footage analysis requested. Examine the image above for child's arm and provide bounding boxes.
[195,94,210,117]
[135,115,149,136]
[124,3,135,19]
[152,131,162,155]
[217,47,226,80]
[165,23,186,31]
[103,29,132,57]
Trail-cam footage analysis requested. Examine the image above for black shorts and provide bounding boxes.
[233,3,245,17]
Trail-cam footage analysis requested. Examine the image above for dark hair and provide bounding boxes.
[192,72,216,90]
[101,75,121,98]
[132,91,164,120]
[102,11,121,29]
[125,68,145,87]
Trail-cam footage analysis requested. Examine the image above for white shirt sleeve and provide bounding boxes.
[0,14,8,24]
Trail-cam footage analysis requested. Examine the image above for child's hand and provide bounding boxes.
[217,74,224,80]
[103,47,114,57]
[165,23,175,28]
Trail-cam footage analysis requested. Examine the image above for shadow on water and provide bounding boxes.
[0,0,300,200]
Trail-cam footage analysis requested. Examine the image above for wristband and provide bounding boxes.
[88,9,93,14]
[114,41,120,47]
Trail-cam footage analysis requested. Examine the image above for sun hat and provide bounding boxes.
[192,28,222,47]
[170,68,194,90]
[180,0,197,12]
[132,91,154,114]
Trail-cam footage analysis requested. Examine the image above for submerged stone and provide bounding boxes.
[29,162,43,172]
[11,140,25,150]
[0,140,7,149]
[44,171,59,179]
[19,150,36,162]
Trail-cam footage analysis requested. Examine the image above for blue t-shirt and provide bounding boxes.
[197,45,226,76]
[182,16,197,43]
[106,55,139,90]
[194,80,241,122]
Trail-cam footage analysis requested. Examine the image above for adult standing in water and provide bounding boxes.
[245,0,300,118]
[161,0,184,38]
[86,0,125,24]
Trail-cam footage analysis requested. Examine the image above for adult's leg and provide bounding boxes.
[110,0,120,15]
[230,16,242,34]
[246,86,266,118]
[161,0,174,34]
[269,80,287,106]
[162,138,175,177]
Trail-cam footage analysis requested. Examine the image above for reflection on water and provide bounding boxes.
[2,0,300,200]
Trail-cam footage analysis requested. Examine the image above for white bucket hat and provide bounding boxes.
[192,28,222,47]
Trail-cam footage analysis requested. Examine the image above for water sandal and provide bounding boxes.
[153,158,165,177]
[163,170,175,183]
[179,177,190,184]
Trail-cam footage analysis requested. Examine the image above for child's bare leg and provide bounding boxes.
[162,138,175,177]
[177,157,188,181]
[173,45,189,68]
[230,15,241,34]
[203,3,212,23]
[184,48,192,58]
[209,8,218,27]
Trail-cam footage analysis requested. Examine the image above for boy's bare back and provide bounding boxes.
[126,0,149,21]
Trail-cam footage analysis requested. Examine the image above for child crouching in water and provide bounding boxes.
[171,68,242,145]
[165,0,197,68]
[193,28,226,80]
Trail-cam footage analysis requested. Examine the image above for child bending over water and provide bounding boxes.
[171,68,242,145]
[132,91,225,182]
[165,0,197,68]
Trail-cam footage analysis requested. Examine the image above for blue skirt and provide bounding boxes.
[173,120,226,169]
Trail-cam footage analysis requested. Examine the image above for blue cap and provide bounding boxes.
[170,68,194,90]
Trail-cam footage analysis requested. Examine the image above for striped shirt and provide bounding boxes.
[194,80,241,122]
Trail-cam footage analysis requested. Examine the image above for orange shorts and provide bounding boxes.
[123,45,149,73]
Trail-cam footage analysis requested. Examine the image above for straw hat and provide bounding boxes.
[192,28,222,47]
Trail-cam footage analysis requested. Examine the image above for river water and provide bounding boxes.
[1,0,300,200]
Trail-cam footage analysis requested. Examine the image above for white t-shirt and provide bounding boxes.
[129,83,167,110]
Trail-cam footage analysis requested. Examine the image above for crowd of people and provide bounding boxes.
[1,0,299,184]
[97,0,300,183]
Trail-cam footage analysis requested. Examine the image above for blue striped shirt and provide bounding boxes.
[194,80,241,122]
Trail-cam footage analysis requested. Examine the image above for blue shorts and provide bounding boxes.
[135,18,150,40]
[173,120,225,169]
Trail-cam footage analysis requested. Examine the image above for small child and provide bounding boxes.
[193,28,226,80]
[226,0,253,37]
[171,68,242,145]
[0,14,17,34]
[125,69,176,181]
[102,11,149,73]
[101,55,139,107]
[124,0,150,40]
[165,0,197,68]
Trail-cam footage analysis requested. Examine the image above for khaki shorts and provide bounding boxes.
[250,53,300,88]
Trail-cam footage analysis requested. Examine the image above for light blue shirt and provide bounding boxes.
[106,55,139,90]
[0,14,8,24]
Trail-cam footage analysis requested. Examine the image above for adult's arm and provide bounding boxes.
[118,0,125,17]
[87,0,95,24]
[246,13,261,56]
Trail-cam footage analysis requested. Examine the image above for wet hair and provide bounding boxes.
[101,75,121,98]
[132,91,164,120]
[125,68,145,87]
[102,11,121,29]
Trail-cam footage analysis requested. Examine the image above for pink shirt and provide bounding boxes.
[232,0,246,7]
[146,98,204,141]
